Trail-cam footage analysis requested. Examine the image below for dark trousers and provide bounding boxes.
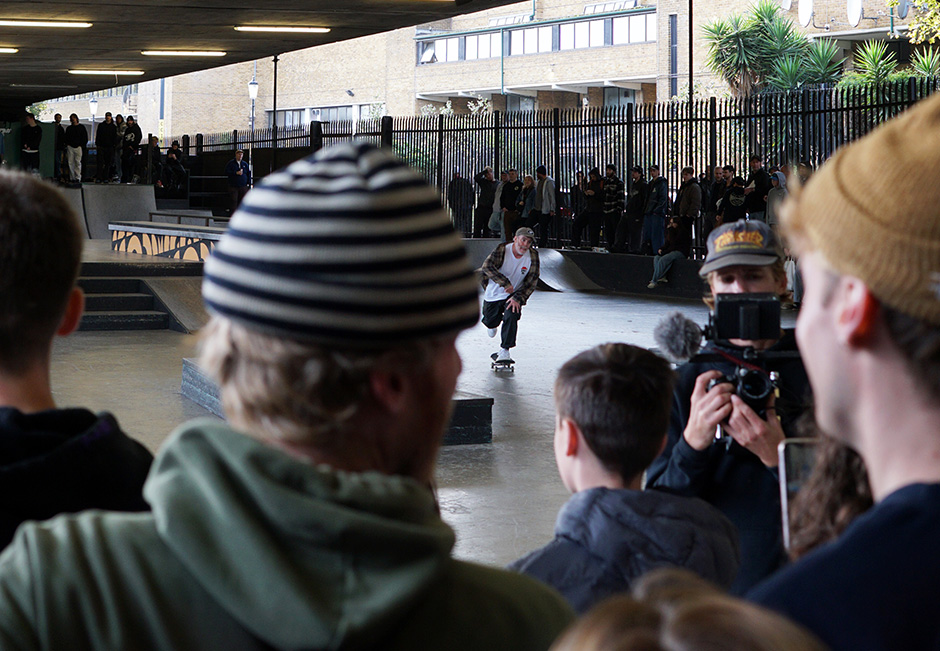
[473,206,492,238]
[572,210,602,247]
[21,151,39,173]
[525,211,552,248]
[482,299,521,350]
[603,210,620,248]
[97,148,114,182]
[502,210,520,242]
[229,186,249,213]
[121,152,137,182]
[614,214,641,252]
[53,149,65,180]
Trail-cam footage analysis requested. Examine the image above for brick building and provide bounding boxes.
[39,0,913,137]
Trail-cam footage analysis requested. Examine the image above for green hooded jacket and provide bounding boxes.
[0,421,574,650]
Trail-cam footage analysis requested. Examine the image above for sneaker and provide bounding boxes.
[496,349,512,362]
[487,327,497,338]
[592,247,609,253]
[657,277,669,284]
[490,352,499,361]
[647,281,658,289]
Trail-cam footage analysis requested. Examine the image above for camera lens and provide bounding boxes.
[738,370,773,402]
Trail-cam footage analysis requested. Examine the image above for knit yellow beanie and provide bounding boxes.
[786,92,940,325]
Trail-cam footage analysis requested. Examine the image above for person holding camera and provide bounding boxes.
[646,219,810,595]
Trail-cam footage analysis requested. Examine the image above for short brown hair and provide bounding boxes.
[554,344,674,484]
[702,258,791,310]
[0,172,83,374]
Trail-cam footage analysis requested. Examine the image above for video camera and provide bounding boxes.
[703,293,781,418]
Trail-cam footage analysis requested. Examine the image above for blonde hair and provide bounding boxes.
[199,316,434,445]
[552,569,827,651]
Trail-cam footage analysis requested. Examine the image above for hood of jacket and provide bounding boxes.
[144,421,456,649]
[555,487,739,589]
[772,171,787,190]
[0,407,151,547]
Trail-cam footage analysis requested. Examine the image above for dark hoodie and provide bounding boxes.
[509,487,740,613]
[0,407,151,549]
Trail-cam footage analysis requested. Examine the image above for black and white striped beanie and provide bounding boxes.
[202,142,479,347]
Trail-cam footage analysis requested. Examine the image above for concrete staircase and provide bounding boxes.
[78,277,169,331]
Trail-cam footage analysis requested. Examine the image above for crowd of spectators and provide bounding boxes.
[0,94,938,650]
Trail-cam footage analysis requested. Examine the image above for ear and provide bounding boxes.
[369,366,408,415]
[56,287,85,337]
[559,417,580,457]
[839,279,880,347]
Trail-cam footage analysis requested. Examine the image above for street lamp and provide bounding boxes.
[247,72,258,186]
[88,96,98,142]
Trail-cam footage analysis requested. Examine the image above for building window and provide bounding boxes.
[417,12,653,65]
[489,14,532,26]
[603,87,635,107]
[268,108,306,128]
[583,0,637,13]
[506,95,536,112]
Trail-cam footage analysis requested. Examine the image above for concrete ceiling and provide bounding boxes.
[0,0,513,121]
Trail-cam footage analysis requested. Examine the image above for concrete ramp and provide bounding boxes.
[82,184,157,239]
[536,248,603,292]
[59,187,88,237]
[462,238,503,270]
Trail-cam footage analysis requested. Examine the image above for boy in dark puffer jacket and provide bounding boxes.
[509,343,740,613]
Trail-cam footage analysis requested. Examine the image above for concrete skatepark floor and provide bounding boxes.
[50,289,796,568]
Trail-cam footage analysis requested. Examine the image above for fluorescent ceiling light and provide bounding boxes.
[0,48,17,53]
[69,69,144,76]
[234,25,331,33]
[0,20,92,28]
[10,83,77,89]
[142,50,226,57]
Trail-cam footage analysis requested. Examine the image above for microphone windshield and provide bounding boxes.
[654,311,703,363]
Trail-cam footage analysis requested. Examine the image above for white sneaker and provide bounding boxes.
[647,281,657,289]
[487,327,497,338]
[658,277,669,284]
[496,349,512,361]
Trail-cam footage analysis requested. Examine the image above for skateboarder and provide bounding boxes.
[480,226,540,364]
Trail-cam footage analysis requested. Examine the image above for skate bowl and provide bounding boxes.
[60,186,89,238]
[536,248,604,292]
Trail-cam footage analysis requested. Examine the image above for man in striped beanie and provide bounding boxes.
[0,143,574,649]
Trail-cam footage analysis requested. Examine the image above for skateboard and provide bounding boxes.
[490,352,515,372]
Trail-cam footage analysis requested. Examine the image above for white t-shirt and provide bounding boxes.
[483,245,532,303]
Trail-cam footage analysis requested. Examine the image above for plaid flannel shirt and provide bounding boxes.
[479,242,540,305]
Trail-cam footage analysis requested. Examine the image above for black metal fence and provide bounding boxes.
[170,78,940,240]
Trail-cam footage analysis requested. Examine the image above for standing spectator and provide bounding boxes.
[614,166,647,253]
[144,136,163,185]
[52,114,66,182]
[473,167,498,238]
[718,176,748,225]
[602,164,624,251]
[744,154,770,222]
[168,140,187,166]
[0,143,574,650]
[225,149,251,213]
[765,171,787,235]
[749,93,940,650]
[569,171,586,226]
[571,168,604,249]
[509,344,739,614]
[674,166,702,241]
[526,165,556,248]
[500,169,523,242]
[641,164,668,255]
[797,160,813,184]
[94,112,117,183]
[490,170,509,238]
[703,165,726,240]
[113,114,126,182]
[447,170,474,232]
[121,116,142,183]
[647,216,691,288]
[646,220,808,595]
[517,174,536,227]
[20,114,42,174]
[64,114,87,184]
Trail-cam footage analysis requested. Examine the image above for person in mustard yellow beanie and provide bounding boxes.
[749,92,940,651]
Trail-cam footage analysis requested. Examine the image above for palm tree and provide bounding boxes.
[704,0,836,96]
